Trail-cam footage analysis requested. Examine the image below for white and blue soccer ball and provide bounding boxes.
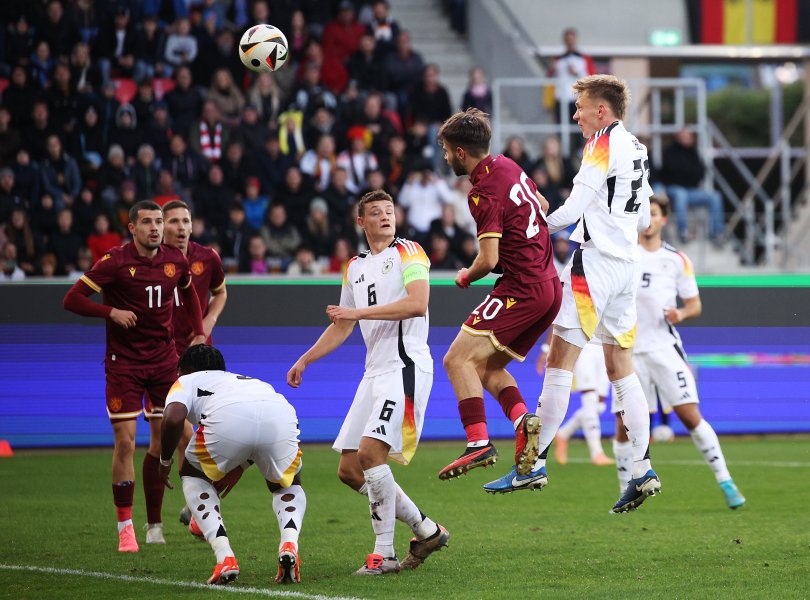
[239,24,289,73]
[651,424,675,443]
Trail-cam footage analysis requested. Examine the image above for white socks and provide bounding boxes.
[272,484,306,551]
[535,368,573,470]
[689,419,731,483]
[363,464,396,558]
[182,476,233,562]
[612,374,651,478]
[612,439,633,490]
[358,479,435,540]
[579,391,605,458]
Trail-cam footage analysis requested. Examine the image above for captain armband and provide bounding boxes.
[402,263,429,286]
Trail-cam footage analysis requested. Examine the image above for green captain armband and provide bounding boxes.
[402,263,429,286]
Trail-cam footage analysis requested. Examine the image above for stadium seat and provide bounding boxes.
[112,77,137,104]
[152,77,175,100]
[0,78,8,96]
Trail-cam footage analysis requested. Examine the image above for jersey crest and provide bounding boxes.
[164,263,176,278]
[191,261,204,276]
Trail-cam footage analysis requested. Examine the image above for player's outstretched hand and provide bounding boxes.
[189,334,207,347]
[158,460,174,490]
[213,465,244,498]
[455,268,471,289]
[287,360,305,388]
[110,308,137,328]
[326,305,357,322]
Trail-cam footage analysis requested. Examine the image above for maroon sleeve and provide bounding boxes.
[63,280,113,318]
[470,188,503,240]
[179,280,204,336]
[209,252,225,292]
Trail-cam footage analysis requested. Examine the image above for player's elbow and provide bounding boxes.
[409,300,428,318]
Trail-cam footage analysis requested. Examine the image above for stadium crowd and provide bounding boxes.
[0,0,576,280]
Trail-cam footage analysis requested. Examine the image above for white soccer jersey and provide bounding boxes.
[634,243,699,354]
[547,121,652,261]
[339,238,433,376]
[166,370,290,425]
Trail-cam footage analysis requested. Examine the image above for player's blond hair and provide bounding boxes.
[358,189,394,216]
[573,75,630,120]
[437,108,491,157]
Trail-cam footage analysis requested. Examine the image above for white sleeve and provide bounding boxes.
[546,182,594,233]
[339,264,356,308]
[165,374,194,411]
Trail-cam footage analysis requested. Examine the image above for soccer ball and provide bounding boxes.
[239,24,289,73]
[651,424,675,443]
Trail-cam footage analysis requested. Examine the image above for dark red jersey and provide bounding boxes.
[468,155,557,289]
[79,242,191,368]
[173,241,226,355]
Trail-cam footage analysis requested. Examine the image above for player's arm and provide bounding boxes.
[287,318,356,388]
[664,294,701,325]
[177,276,206,344]
[546,182,593,233]
[202,283,227,339]
[456,237,498,288]
[63,278,137,328]
[326,278,429,321]
[158,401,189,489]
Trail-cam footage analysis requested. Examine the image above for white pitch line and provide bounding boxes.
[563,457,810,468]
[0,565,363,600]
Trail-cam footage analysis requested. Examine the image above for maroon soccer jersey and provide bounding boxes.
[468,155,557,289]
[80,242,191,368]
[173,241,226,355]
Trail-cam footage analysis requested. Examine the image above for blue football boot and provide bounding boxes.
[719,479,746,509]
[612,469,661,513]
[483,465,548,494]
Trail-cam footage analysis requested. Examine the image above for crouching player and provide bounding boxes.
[159,345,306,585]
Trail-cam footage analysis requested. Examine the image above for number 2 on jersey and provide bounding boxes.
[509,171,546,238]
[624,159,650,214]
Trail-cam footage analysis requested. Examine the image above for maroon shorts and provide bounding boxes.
[462,277,562,361]
[105,361,178,421]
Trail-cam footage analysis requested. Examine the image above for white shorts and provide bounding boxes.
[572,342,610,397]
[610,344,699,414]
[554,248,639,348]
[333,365,432,465]
[185,400,302,488]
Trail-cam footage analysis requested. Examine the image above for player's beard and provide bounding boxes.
[450,155,467,176]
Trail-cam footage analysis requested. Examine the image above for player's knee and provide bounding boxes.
[337,466,364,490]
[443,347,464,373]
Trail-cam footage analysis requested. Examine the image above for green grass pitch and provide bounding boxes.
[1,437,808,599]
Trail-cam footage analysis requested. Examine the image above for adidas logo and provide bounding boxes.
[355,274,365,284]
[372,425,387,435]
[680,391,691,401]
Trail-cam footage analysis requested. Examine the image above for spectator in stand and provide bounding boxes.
[398,163,454,241]
[293,62,339,121]
[404,118,432,165]
[305,106,340,152]
[461,66,492,113]
[110,104,142,160]
[40,0,76,58]
[358,91,399,160]
[69,42,103,99]
[95,81,121,142]
[98,145,130,208]
[0,108,22,169]
[326,236,354,274]
[48,207,84,275]
[235,104,270,155]
[381,134,410,195]
[393,202,417,243]
[45,63,79,136]
[24,101,58,163]
[256,132,294,198]
[296,39,348,96]
[39,252,59,277]
[189,100,232,164]
[67,246,94,280]
[247,73,284,127]
[246,234,270,274]
[302,197,336,259]
[548,27,595,151]
[429,203,466,259]
[167,134,204,194]
[242,177,269,231]
[152,170,182,207]
[530,135,576,215]
[221,141,256,194]
[194,164,234,236]
[384,30,424,125]
[366,0,400,57]
[190,214,213,247]
[278,109,306,160]
[276,165,316,230]
[1,242,26,281]
[12,150,42,207]
[31,193,60,242]
[446,176,476,234]
[4,16,37,75]
[428,231,460,270]
[194,24,243,90]
[457,232,477,266]
[68,0,100,47]
[70,105,106,178]
[410,63,453,169]
[261,203,302,266]
[41,135,82,210]
[348,32,386,92]
[4,207,41,276]
[359,168,390,198]
[165,66,204,137]
[87,213,123,261]
[133,13,169,83]
[111,180,137,232]
[133,144,160,201]
[322,1,366,66]
[3,67,40,129]
[207,68,245,126]
[95,5,137,85]
[0,169,24,225]
[656,128,725,246]
[143,102,172,164]
[502,135,534,175]
[30,40,56,89]
[300,134,337,193]
[337,126,378,194]
[131,79,158,129]
[219,201,254,273]
[286,9,312,69]
[321,166,356,227]
[286,244,320,275]
[163,17,198,70]
[71,187,101,239]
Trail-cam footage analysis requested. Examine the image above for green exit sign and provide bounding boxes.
[649,29,682,46]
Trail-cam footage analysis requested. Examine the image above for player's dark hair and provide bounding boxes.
[437,108,491,157]
[357,189,394,217]
[650,193,670,216]
[178,344,226,375]
[128,200,162,224]
[573,75,630,120]
[162,199,191,215]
